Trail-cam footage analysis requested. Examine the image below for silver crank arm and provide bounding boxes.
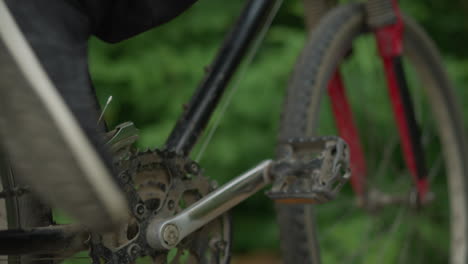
[146,160,273,250]
[146,137,350,250]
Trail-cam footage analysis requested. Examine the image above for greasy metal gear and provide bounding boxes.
[91,122,231,264]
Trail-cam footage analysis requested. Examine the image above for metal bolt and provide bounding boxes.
[134,204,146,218]
[209,238,227,252]
[168,200,175,210]
[185,162,200,174]
[216,240,227,251]
[162,224,179,247]
[120,172,129,183]
[211,180,219,189]
[127,244,141,257]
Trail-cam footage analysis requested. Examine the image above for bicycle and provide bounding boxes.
[0,0,467,263]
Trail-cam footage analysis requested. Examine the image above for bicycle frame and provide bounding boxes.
[327,0,430,201]
[0,0,284,255]
[0,0,431,257]
[143,0,432,255]
[165,0,283,155]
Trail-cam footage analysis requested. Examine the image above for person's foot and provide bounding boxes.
[0,0,128,231]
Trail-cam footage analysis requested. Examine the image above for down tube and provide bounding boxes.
[165,0,283,156]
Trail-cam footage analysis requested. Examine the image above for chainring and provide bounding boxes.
[91,123,231,264]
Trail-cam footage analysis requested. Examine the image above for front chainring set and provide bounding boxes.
[91,122,231,264]
[90,122,351,263]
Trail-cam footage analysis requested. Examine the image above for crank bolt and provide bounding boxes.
[211,180,219,189]
[127,244,141,258]
[209,238,227,251]
[216,240,227,251]
[120,172,130,183]
[185,162,200,174]
[134,204,146,218]
[168,200,175,210]
[162,224,179,247]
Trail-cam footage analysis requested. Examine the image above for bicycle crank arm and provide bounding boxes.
[146,136,350,250]
[146,160,273,250]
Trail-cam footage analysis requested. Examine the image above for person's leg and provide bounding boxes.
[83,0,198,43]
[0,0,127,231]
[0,0,200,231]
[3,0,200,163]
[5,0,108,157]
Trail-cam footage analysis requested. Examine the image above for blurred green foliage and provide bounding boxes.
[88,0,468,260]
[90,0,305,253]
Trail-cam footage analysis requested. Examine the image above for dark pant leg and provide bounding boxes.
[5,0,112,167]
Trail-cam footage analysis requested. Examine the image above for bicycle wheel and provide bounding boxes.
[276,3,468,264]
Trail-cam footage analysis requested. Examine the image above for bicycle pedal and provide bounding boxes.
[267,136,351,204]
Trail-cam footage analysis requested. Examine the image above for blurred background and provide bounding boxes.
[88,0,468,262]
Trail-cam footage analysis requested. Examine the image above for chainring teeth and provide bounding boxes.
[93,145,230,264]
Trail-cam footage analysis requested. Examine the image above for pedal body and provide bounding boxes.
[267,136,351,204]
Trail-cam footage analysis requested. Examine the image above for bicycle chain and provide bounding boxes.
[0,185,29,198]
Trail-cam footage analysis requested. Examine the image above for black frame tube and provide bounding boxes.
[393,56,428,180]
[165,0,282,155]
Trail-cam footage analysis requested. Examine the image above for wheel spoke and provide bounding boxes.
[374,135,399,180]
[341,206,407,263]
[375,207,407,262]
[399,212,425,264]
[397,227,414,264]
[428,154,442,183]
[318,205,356,243]
[340,216,375,264]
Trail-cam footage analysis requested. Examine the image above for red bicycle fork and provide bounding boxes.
[328,0,430,202]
